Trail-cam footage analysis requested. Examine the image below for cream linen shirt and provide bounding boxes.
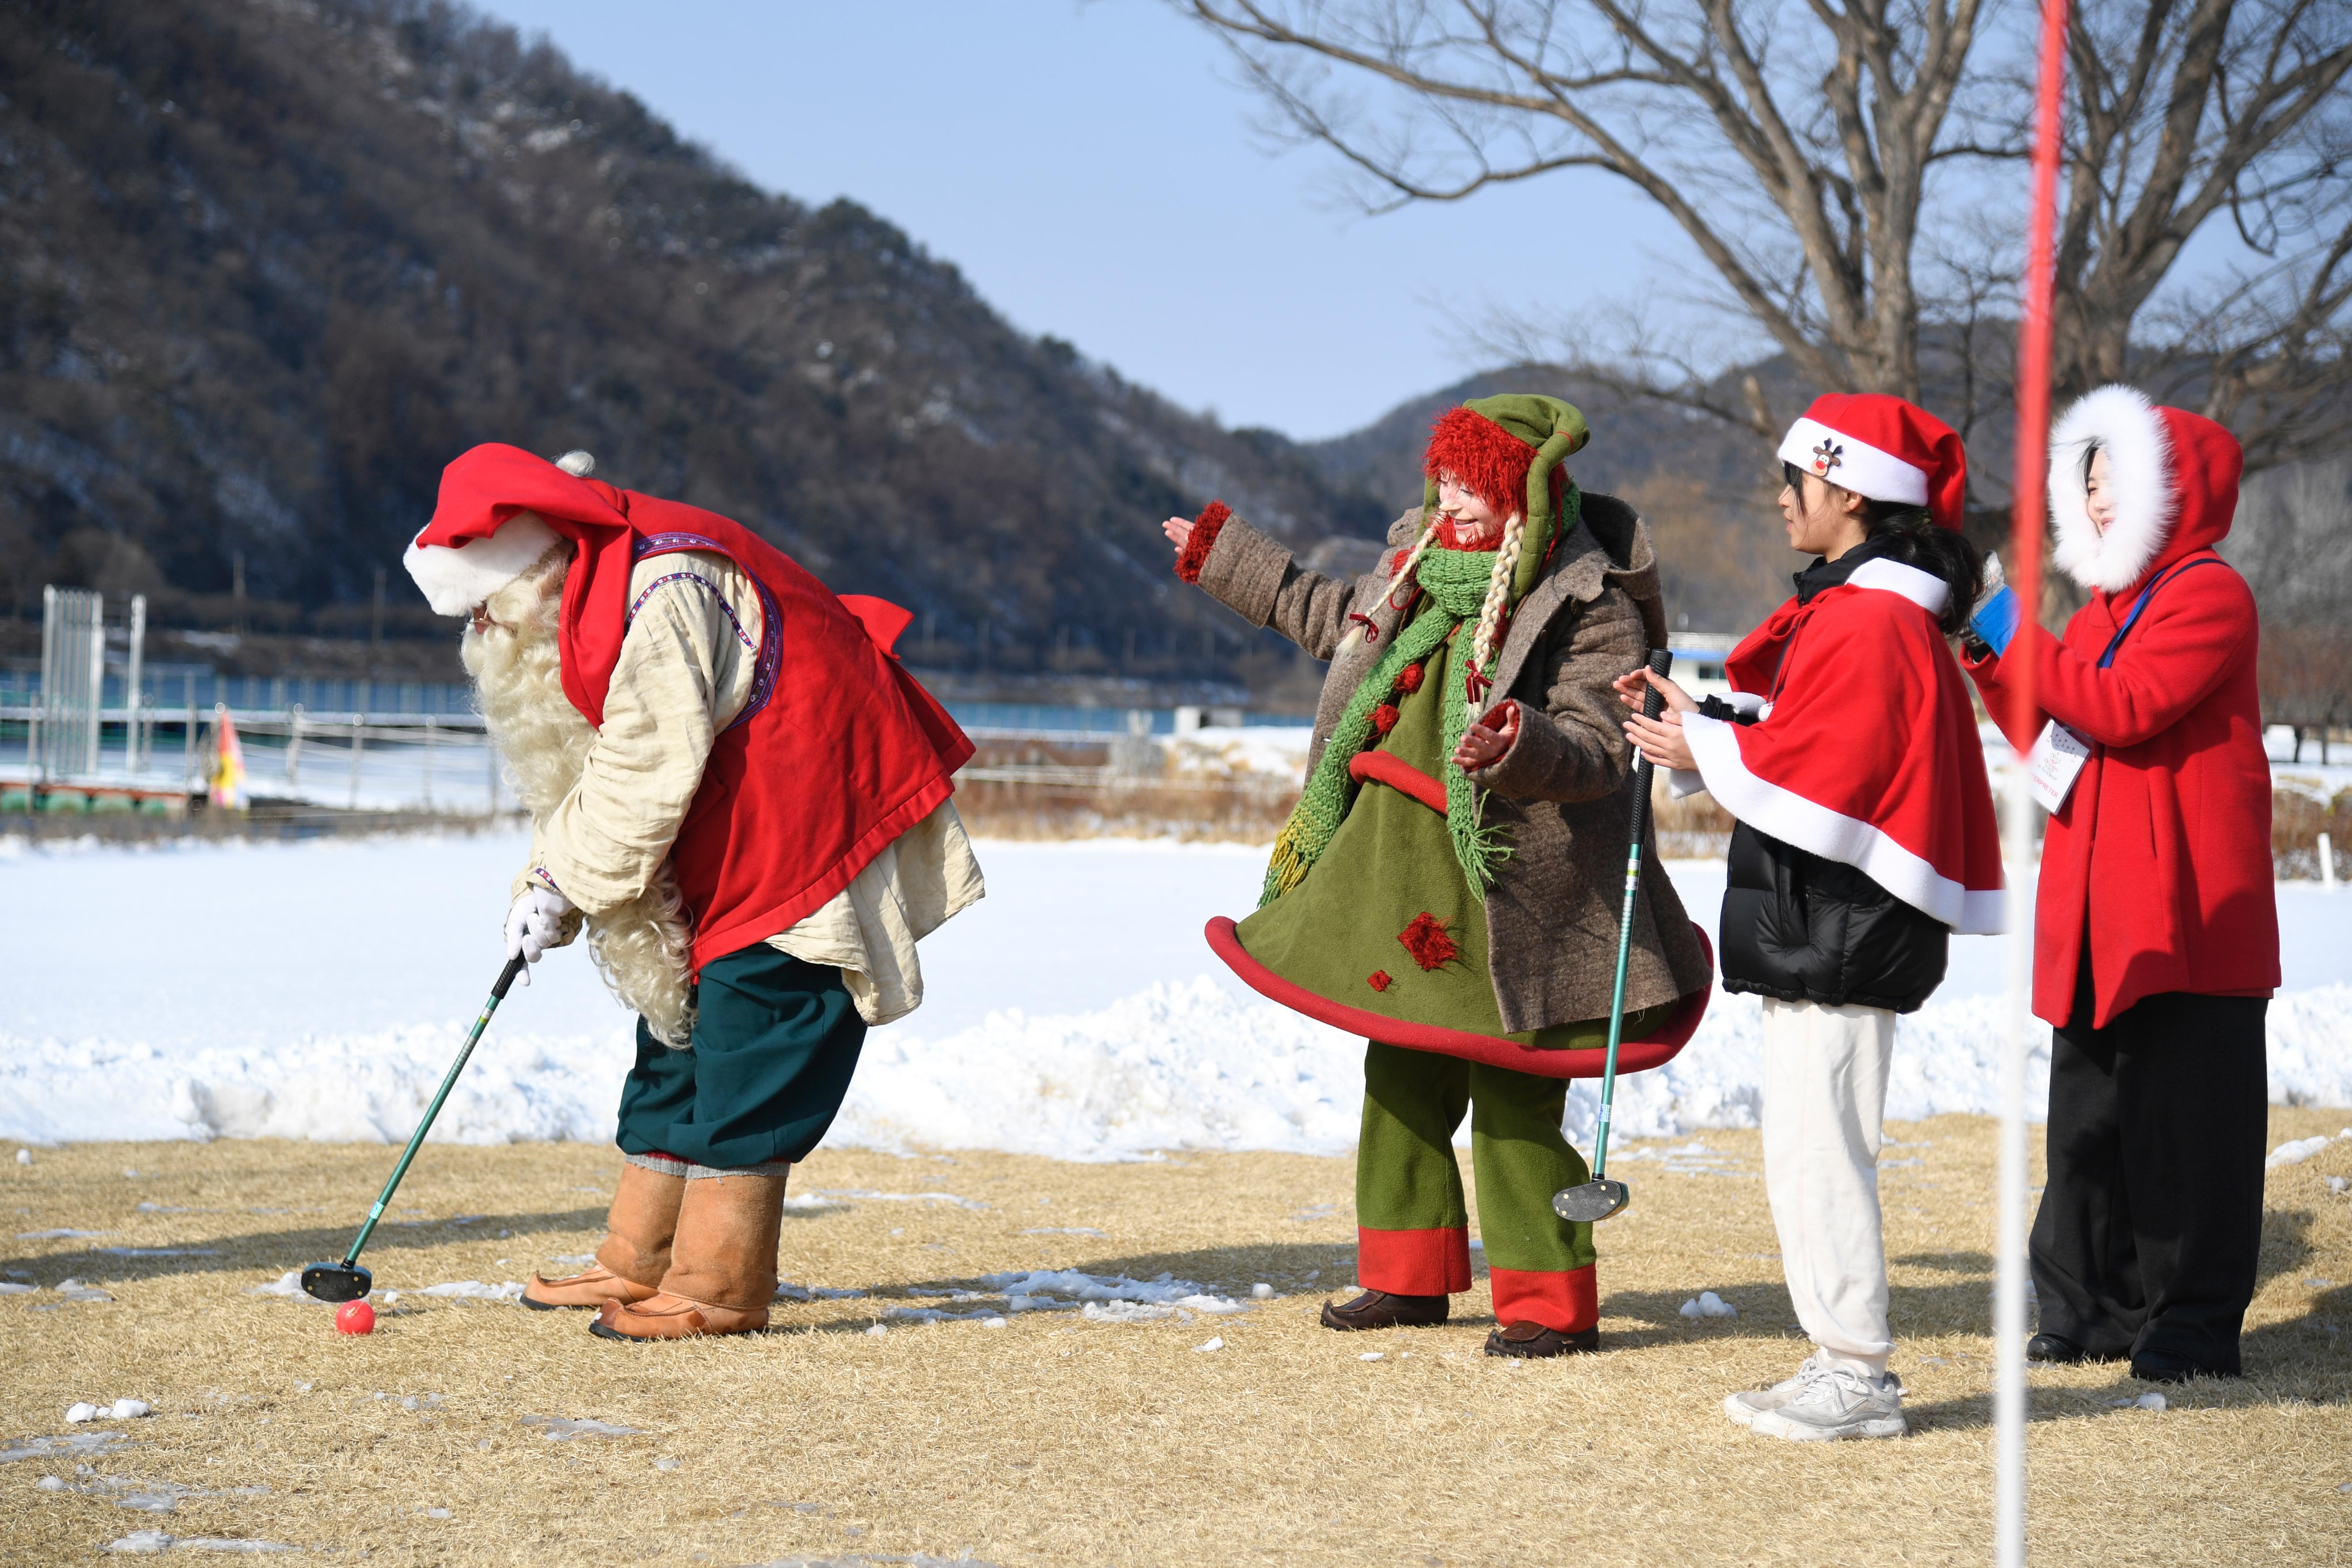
[519,551,981,1025]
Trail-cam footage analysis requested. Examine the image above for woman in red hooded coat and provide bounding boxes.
[1964,385,2280,1382]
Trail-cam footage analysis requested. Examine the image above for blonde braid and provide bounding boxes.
[1468,514,1526,683]
[1385,514,1443,600]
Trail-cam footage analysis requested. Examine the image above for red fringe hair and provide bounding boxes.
[1422,407,1565,520]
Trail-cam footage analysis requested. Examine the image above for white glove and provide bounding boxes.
[1975,550,2006,610]
[503,884,576,984]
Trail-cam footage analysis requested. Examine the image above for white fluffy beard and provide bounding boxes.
[464,552,698,1047]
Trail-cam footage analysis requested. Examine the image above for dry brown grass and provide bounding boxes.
[2,1113,2347,1566]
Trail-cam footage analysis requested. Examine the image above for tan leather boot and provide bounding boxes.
[522,1162,683,1311]
[589,1165,786,1341]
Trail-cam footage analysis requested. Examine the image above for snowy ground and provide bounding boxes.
[5,831,2348,1157]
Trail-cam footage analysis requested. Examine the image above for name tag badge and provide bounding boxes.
[2027,720,2092,813]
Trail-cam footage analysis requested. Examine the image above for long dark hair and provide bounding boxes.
[1859,499,1983,637]
[1784,461,1983,637]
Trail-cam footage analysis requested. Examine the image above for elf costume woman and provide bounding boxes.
[1161,395,1713,1358]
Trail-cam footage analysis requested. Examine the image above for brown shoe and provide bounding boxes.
[1319,1290,1450,1330]
[523,1162,684,1311]
[1483,1320,1600,1358]
[521,1263,659,1312]
[590,1290,770,1341]
[588,1164,787,1342]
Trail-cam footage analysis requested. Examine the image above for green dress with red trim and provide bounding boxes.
[1234,587,1673,1048]
[1229,555,1667,1335]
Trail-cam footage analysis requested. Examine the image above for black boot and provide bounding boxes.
[2026,1333,2088,1365]
[2130,1349,2238,1384]
[1319,1290,1449,1330]
[1483,1320,1599,1358]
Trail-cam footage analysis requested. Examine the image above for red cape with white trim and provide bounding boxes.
[1685,558,2005,933]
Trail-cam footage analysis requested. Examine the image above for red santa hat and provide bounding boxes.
[1776,393,1968,531]
[400,450,593,616]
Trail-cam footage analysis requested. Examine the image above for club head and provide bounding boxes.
[1552,1178,1631,1223]
[301,1262,373,1303]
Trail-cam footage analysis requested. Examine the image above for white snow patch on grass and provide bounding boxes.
[2266,1129,2352,1168]
[0,1431,128,1463]
[103,1530,295,1553]
[518,1415,638,1440]
[417,1281,525,1303]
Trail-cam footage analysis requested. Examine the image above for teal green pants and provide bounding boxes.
[615,944,866,1170]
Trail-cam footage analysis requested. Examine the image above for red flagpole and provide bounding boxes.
[1997,1,2070,1562]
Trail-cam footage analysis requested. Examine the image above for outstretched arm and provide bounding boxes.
[1160,502,1404,663]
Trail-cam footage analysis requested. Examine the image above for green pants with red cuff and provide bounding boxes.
[1354,1039,1604,1332]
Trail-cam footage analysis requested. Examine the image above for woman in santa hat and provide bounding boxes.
[1619,393,2004,1440]
[1962,387,2278,1383]
[1162,395,1714,1359]
[404,445,981,1342]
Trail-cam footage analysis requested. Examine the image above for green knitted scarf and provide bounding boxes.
[1260,544,1517,907]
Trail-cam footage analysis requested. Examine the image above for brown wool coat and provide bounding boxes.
[1197,498,1712,1033]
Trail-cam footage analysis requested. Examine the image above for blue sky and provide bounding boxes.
[464,0,1688,442]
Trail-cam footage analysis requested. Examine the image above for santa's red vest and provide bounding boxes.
[420,445,973,972]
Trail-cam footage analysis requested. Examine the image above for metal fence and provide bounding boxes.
[0,668,479,719]
[33,587,106,780]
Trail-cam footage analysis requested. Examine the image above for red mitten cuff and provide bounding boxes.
[1174,500,1233,584]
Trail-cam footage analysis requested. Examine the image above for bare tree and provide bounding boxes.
[1179,0,2352,480]
[2226,454,2352,752]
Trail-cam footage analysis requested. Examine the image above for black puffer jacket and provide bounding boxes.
[1718,823,1950,1013]
[1710,537,1951,1014]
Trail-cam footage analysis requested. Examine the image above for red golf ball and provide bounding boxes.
[335,1300,376,1335]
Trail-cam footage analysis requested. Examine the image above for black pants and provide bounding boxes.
[2031,973,2268,1373]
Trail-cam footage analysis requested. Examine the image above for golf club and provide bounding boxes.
[1554,647,1674,1224]
[301,954,529,1302]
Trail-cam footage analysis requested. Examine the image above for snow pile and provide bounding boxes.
[833,979,1362,1159]
[7,977,2352,1156]
[1164,725,1310,785]
[2,836,2347,1156]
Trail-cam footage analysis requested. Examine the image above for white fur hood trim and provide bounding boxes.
[2050,385,2173,594]
[403,512,562,616]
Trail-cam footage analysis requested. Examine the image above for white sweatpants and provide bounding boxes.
[1760,997,1897,1376]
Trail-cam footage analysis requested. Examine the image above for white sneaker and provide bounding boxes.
[1722,1353,1831,1428]
[1748,1365,1907,1441]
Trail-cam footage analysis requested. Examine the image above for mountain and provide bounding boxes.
[0,0,1390,680]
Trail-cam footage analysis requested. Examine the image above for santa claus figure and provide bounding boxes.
[403,445,980,1341]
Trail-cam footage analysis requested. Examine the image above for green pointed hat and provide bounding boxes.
[1420,393,1590,599]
